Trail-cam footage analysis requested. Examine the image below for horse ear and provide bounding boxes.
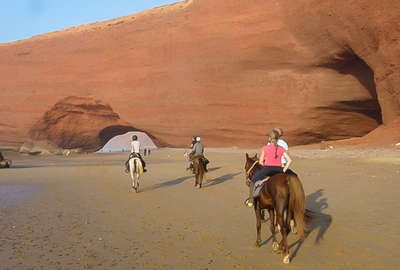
[254,153,258,159]
[246,153,249,159]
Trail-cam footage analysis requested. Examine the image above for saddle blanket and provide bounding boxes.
[253,177,270,198]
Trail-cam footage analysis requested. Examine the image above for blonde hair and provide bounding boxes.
[273,127,283,137]
[268,130,280,158]
[268,130,279,144]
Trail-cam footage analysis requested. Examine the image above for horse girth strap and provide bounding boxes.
[246,160,259,179]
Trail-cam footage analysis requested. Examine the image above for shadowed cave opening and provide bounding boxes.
[317,50,382,124]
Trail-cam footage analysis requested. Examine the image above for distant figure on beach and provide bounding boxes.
[0,152,11,168]
[129,135,146,172]
[148,149,151,156]
[188,136,209,172]
[144,148,147,156]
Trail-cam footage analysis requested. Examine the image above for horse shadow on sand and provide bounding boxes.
[288,188,332,260]
[142,167,223,192]
[202,171,241,188]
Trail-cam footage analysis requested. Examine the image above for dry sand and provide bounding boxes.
[1,147,400,269]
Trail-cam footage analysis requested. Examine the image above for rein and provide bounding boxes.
[245,160,259,179]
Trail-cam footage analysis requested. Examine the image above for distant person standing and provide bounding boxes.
[144,148,147,156]
[148,149,151,156]
[130,135,147,172]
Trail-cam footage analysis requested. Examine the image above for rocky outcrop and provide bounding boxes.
[29,96,162,151]
[0,0,399,149]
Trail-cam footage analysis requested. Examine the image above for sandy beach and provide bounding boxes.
[1,147,400,269]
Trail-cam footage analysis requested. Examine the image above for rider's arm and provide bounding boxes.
[259,150,264,166]
[190,143,197,154]
[282,152,292,172]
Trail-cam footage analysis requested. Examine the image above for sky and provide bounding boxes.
[0,0,179,43]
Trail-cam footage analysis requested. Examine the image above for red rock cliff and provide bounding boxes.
[0,0,398,149]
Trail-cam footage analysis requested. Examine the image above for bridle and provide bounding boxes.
[245,160,259,180]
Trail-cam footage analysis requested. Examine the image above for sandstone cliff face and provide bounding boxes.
[29,96,161,151]
[0,0,398,149]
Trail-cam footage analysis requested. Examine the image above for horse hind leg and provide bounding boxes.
[287,209,297,234]
[269,209,279,252]
[276,208,290,264]
[129,160,135,189]
[134,160,141,192]
[194,173,198,187]
[134,173,139,193]
[198,170,204,189]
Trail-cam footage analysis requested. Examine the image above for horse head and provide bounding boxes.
[245,153,260,181]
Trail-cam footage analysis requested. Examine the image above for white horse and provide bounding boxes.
[129,156,143,192]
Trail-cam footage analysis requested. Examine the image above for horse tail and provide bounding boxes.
[287,174,306,239]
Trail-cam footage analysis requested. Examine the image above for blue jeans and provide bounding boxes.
[251,166,283,183]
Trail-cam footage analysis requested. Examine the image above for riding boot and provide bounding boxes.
[187,161,194,171]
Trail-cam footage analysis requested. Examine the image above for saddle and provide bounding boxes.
[124,153,141,173]
[192,155,209,173]
[253,177,270,198]
[252,169,298,198]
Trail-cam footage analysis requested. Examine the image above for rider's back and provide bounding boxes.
[192,142,204,157]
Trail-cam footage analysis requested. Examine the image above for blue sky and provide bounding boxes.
[0,0,179,43]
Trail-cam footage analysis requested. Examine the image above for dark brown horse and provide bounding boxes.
[193,156,206,188]
[245,153,306,264]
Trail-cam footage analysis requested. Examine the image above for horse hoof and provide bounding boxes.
[272,241,279,251]
[283,255,290,264]
[254,242,261,248]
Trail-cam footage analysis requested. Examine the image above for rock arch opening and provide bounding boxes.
[317,50,382,124]
[98,125,160,152]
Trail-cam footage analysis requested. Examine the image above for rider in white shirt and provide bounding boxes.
[129,135,147,172]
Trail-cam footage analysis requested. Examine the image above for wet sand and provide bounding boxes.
[0,147,399,269]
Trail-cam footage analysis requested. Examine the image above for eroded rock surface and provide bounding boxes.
[29,96,158,151]
[0,0,398,148]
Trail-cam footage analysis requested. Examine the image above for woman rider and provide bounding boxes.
[247,129,293,207]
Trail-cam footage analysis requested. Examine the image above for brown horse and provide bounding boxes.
[244,153,306,264]
[193,156,206,188]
